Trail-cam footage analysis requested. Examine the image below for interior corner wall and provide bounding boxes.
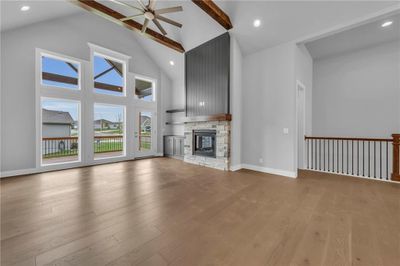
[230,36,243,168]
[242,42,297,175]
[1,13,170,173]
[312,40,400,138]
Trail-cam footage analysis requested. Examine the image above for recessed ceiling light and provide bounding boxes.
[169,60,175,66]
[381,21,393,27]
[253,19,261,28]
[20,5,30,11]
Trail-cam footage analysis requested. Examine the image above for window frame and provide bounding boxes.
[36,48,85,170]
[40,97,82,166]
[40,51,82,91]
[133,74,157,104]
[89,43,130,98]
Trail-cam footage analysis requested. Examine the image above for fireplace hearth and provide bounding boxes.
[193,130,216,158]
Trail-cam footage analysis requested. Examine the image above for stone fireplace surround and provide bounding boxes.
[184,120,230,170]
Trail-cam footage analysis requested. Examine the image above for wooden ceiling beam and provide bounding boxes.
[70,0,185,53]
[42,72,123,92]
[192,0,232,30]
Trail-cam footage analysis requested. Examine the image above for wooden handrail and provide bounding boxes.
[305,136,392,142]
[43,137,78,141]
[93,135,123,139]
[43,135,123,141]
[392,134,400,182]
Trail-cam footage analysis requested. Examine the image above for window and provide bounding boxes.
[93,54,125,96]
[41,98,80,165]
[134,78,155,102]
[93,104,125,159]
[41,55,80,90]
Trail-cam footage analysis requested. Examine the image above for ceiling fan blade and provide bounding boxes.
[121,13,144,22]
[154,6,183,15]
[148,0,157,10]
[108,0,143,12]
[155,15,182,28]
[141,18,150,33]
[136,0,147,10]
[153,19,167,35]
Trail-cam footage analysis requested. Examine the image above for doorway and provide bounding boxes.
[134,109,156,158]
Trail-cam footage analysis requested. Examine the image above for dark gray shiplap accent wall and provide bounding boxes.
[185,33,230,117]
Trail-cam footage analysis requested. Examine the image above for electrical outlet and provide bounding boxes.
[283,128,289,134]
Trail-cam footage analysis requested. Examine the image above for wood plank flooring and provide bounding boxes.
[1,158,399,266]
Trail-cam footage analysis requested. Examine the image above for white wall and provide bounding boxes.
[242,42,298,176]
[230,36,243,169]
[1,13,172,173]
[312,40,400,138]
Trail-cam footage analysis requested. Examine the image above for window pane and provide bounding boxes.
[41,56,79,90]
[94,104,124,159]
[135,79,154,101]
[42,99,79,165]
[139,112,152,151]
[94,55,124,96]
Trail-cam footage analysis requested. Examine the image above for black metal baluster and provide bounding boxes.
[336,140,339,173]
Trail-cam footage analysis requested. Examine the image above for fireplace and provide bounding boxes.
[193,130,216,158]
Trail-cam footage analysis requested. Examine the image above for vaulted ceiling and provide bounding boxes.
[2,0,399,82]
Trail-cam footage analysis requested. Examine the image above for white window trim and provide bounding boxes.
[35,48,85,170]
[35,46,158,174]
[40,51,83,91]
[40,97,82,166]
[133,73,157,105]
[89,42,130,98]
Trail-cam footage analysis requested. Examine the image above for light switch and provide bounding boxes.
[283,128,289,134]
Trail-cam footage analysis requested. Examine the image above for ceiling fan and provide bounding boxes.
[109,0,183,35]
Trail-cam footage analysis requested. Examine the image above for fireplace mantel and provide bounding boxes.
[183,114,231,123]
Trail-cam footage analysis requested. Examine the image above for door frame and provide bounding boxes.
[134,108,157,158]
[295,80,306,171]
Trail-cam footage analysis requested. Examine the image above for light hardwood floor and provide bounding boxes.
[1,158,399,266]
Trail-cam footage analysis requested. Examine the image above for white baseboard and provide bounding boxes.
[241,164,297,178]
[230,164,243,171]
[1,168,39,178]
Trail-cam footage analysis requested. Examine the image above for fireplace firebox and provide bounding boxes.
[193,130,216,158]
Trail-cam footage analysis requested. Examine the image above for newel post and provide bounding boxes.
[392,134,400,182]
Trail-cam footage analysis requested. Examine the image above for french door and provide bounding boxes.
[134,109,156,158]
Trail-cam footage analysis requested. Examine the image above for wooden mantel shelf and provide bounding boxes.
[183,114,231,123]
